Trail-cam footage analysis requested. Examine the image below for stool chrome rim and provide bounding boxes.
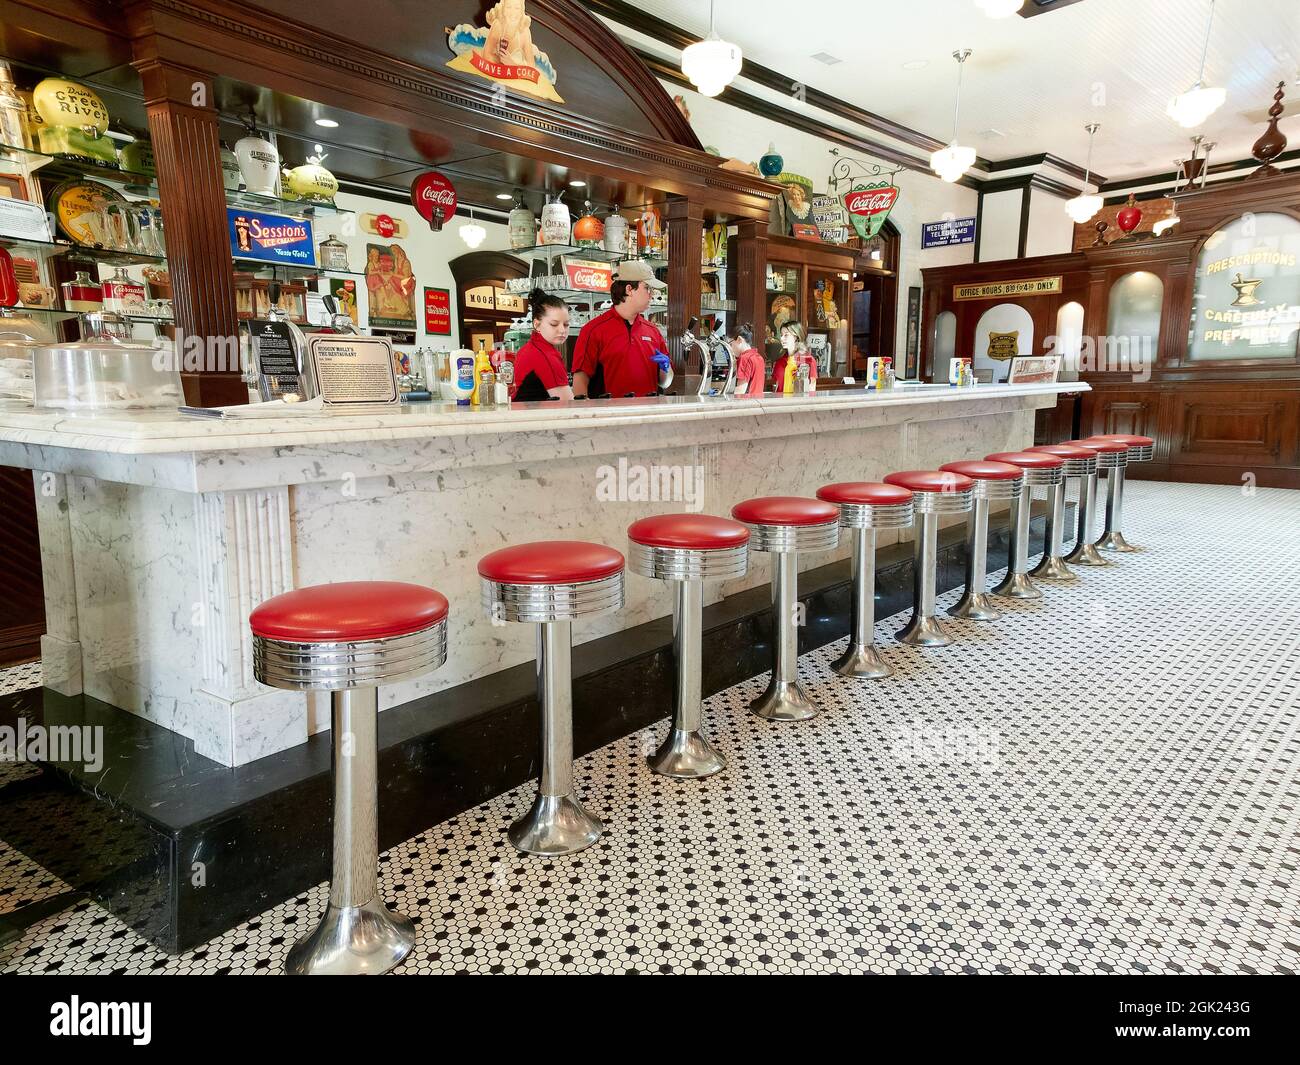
[481,570,625,623]
[742,519,840,553]
[1129,445,1154,461]
[1059,457,1098,477]
[834,500,914,529]
[1019,467,1064,488]
[969,477,1023,501]
[1092,452,1127,469]
[628,541,749,581]
[253,621,448,691]
[910,488,973,514]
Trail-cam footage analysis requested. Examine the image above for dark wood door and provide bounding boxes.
[0,466,44,666]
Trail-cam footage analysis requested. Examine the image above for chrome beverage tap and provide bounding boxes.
[681,317,736,397]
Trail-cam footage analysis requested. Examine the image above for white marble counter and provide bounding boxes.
[0,381,1085,767]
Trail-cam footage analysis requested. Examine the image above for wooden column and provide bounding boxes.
[135,59,245,406]
[665,196,704,384]
[730,218,768,360]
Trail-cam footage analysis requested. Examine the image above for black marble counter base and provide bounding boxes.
[0,504,1066,953]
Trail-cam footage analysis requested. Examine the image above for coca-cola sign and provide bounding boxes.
[842,182,900,240]
[410,171,458,230]
[564,260,613,292]
[375,214,396,239]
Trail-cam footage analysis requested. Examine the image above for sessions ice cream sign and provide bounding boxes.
[228,208,315,267]
[446,1,563,104]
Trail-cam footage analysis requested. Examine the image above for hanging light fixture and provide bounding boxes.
[1064,122,1104,224]
[680,0,743,98]
[459,206,486,249]
[974,0,1024,17]
[930,49,976,183]
[1167,0,1226,128]
[1152,159,1183,236]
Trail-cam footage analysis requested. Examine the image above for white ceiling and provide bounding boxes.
[629,0,1300,181]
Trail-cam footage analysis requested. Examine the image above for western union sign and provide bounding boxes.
[954,276,1062,301]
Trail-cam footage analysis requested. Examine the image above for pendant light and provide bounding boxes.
[1151,158,1183,236]
[459,206,486,249]
[1167,0,1226,128]
[1064,123,1103,224]
[930,49,976,182]
[680,0,743,98]
[975,0,1024,16]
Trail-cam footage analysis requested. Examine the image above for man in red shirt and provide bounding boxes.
[572,260,669,398]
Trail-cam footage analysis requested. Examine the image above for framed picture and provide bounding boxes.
[905,285,921,380]
[1007,355,1062,385]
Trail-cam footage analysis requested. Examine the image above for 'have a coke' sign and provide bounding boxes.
[842,182,899,240]
[410,171,458,231]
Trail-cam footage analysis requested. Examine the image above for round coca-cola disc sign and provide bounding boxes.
[411,171,458,229]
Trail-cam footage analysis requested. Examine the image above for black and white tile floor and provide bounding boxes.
[2,481,1298,974]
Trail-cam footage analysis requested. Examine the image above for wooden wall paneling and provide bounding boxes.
[665,196,704,380]
[730,219,768,360]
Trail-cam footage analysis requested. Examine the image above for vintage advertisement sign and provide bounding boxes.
[954,276,1062,301]
[424,287,451,335]
[228,208,315,267]
[922,216,977,248]
[810,195,850,244]
[842,182,899,241]
[446,1,563,103]
[564,259,613,292]
[364,242,417,329]
[410,171,458,231]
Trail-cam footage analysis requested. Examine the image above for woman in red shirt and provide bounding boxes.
[511,289,574,402]
[729,323,767,395]
[770,319,818,394]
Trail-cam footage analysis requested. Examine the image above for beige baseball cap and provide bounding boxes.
[613,259,667,289]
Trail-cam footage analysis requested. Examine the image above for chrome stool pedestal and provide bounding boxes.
[479,542,625,855]
[986,452,1066,601]
[884,471,974,647]
[1062,437,1118,568]
[732,497,840,720]
[1088,434,1154,553]
[627,515,750,778]
[816,483,915,678]
[939,461,1025,621]
[1028,444,1098,582]
[250,581,449,976]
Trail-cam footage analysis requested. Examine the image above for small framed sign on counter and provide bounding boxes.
[307,334,400,406]
[1007,355,1062,385]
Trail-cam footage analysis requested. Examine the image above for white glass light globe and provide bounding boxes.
[681,35,743,98]
[1064,193,1103,224]
[459,221,487,249]
[930,142,976,182]
[1167,84,1226,128]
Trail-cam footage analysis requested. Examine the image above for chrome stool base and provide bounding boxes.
[993,570,1042,600]
[750,678,817,721]
[286,897,415,977]
[831,641,893,679]
[949,590,1001,621]
[1032,555,1078,581]
[897,614,954,647]
[648,727,726,779]
[1066,541,1112,566]
[1097,530,1141,553]
[508,792,604,856]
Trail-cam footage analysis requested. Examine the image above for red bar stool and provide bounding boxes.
[731,496,840,720]
[938,460,1024,622]
[985,451,1065,600]
[250,581,449,976]
[882,470,974,647]
[1062,438,1125,567]
[1086,433,1155,552]
[815,482,914,678]
[627,514,749,778]
[1027,443,1099,581]
[479,541,625,855]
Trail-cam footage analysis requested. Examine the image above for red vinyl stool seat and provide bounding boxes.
[627,514,749,779]
[250,579,450,976]
[1089,433,1155,461]
[884,470,973,648]
[479,540,626,857]
[731,495,840,722]
[938,461,1025,622]
[815,482,914,679]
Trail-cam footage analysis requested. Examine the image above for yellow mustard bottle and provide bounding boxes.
[782,355,797,395]
[471,339,491,406]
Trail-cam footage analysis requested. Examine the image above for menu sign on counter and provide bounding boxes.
[308,334,399,406]
[249,319,304,402]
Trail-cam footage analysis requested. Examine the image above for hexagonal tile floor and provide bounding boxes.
[2,480,1298,974]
